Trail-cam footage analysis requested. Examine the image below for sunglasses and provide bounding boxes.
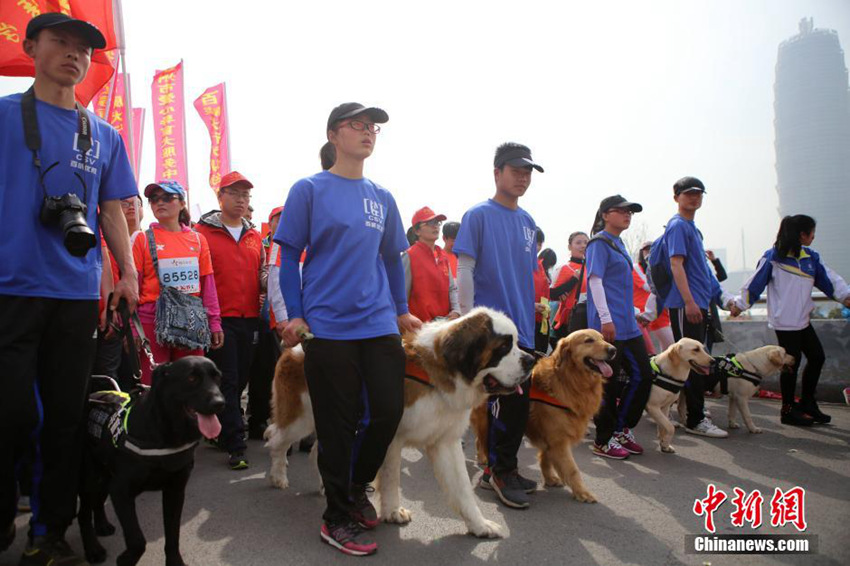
[148,193,181,204]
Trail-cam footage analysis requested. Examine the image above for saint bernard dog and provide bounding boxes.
[265,307,535,538]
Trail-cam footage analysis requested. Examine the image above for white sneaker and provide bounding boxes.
[686,418,728,438]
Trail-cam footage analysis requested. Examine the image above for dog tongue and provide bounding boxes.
[197,414,222,440]
[514,384,524,395]
[595,361,614,378]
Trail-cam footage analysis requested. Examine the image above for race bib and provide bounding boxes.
[159,257,200,293]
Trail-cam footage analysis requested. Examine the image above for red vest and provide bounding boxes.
[195,222,263,318]
[553,260,587,329]
[407,241,451,322]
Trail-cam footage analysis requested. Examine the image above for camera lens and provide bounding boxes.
[64,224,97,257]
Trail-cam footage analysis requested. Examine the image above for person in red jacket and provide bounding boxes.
[402,207,460,322]
[196,171,265,470]
[550,231,589,347]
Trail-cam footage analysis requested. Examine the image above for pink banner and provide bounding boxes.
[193,83,231,190]
[151,61,189,191]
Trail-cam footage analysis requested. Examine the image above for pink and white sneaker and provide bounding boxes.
[615,428,644,455]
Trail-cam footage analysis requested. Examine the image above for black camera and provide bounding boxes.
[40,193,96,257]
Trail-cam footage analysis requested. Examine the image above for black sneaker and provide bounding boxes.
[320,520,377,556]
[780,404,814,427]
[19,535,89,565]
[228,451,249,470]
[480,470,536,494]
[488,470,531,509]
[350,484,378,529]
[798,399,831,424]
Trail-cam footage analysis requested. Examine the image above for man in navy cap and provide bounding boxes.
[0,13,138,564]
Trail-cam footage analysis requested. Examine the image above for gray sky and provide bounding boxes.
[3,0,849,272]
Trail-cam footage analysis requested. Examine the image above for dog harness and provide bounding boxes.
[714,354,762,387]
[528,379,574,415]
[88,389,200,460]
[649,358,685,394]
[404,359,433,388]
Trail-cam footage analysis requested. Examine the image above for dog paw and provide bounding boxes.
[94,521,115,537]
[728,421,740,429]
[661,445,676,454]
[468,519,505,539]
[544,479,565,488]
[573,489,597,503]
[269,473,289,490]
[749,427,763,434]
[383,507,412,524]
[85,543,108,564]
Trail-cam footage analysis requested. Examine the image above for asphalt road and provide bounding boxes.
[5,398,849,565]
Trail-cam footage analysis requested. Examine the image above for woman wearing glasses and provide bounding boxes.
[586,195,654,460]
[402,207,461,323]
[132,181,224,385]
[274,103,421,556]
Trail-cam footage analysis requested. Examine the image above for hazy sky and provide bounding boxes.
[3,0,849,273]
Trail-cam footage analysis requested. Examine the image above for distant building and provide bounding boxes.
[774,18,850,280]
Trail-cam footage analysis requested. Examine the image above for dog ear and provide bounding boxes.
[553,336,571,369]
[668,344,681,365]
[440,313,490,381]
[768,348,784,367]
[151,362,170,388]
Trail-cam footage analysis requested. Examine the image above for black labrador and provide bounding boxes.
[79,356,224,566]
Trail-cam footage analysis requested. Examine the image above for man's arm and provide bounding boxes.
[100,200,139,312]
[457,254,476,315]
[670,255,701,324]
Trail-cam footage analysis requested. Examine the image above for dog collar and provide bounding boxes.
[404,359,433,388]
[650,357,685,394]
[121,438,199,457]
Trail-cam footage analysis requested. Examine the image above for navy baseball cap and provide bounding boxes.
[599,194,643,213]
[26,12,106,50]
[327,103,388,133]
[494,145,544,172]
[673,176,707,195]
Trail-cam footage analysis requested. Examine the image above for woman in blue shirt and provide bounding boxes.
[586,195,655,460]
[274,103,421,556]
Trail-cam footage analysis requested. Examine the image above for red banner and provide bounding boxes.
[103,72,142,181]
[193,83,230,190]
[91,49,119,119]
[151,61,188,190]
[0,0,119,107]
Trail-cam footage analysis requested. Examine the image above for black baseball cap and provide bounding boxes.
[599,194,643,213]
[327,103,388,133]
[494,145,544,172]
[26,13,106,50]
[673,176,707,195]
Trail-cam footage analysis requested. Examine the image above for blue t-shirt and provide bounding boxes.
[273,171,408,340]
[0,93,138,300]
[453,199,537,349]
[586,231,641,341]
[664,214,714,309]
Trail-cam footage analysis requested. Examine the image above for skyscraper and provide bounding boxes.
[774,18,850,280]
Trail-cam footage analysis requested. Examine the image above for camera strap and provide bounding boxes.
[21,87,91,202]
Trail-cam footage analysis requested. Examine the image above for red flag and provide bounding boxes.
[193,83,231,190]
[91,49,119,118]
[106,72,142,181]
[0,0,119,106]
[151,61,189,191]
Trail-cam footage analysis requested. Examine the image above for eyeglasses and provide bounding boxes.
[607,208,634,216]
[148,193,181,204]
[221,189,251,201]
[120,200,138,209]
[344,120,381,134]
[423,219,442,227]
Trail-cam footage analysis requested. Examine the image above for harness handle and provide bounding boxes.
[107,294,157,382]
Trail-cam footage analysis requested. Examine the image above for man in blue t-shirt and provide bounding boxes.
[663,177,728,438]
[454,142,541,510]
[0,14,139,563]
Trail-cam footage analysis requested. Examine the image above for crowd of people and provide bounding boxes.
[3,11,850,563]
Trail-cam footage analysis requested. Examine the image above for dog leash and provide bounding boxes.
[108,295,157,382]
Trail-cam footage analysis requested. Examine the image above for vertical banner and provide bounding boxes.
[91,50,119,119]
[151,61,189,190]
[193,83,230,190]
[130,108,144,182]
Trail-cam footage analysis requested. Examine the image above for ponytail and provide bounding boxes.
[178,204,192,227]
[590,211,604,236]
[774,214,816,257]
[320,141,336,171]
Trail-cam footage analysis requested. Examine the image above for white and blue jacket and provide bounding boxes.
[733,247,850,331]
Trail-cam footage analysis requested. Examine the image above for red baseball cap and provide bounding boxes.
[268,206,284,223]
[219,171,253,191]
[411,207,447,227]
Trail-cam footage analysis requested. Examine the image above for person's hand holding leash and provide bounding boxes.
[601,322,616,343]
[283,317,310,348]
[110,274,139,314]
[210,331,225,349]
[398,313,422,334]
